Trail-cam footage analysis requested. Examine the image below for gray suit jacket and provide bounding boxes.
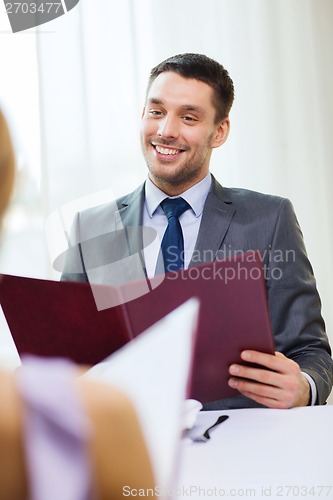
[61,176,333,409]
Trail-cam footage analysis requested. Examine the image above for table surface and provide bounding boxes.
[177,406,333,499]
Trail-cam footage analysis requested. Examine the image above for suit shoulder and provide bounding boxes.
[78,184,144,222]
[222,186,290,210]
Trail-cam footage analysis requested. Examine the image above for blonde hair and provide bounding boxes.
[0,111,15,223]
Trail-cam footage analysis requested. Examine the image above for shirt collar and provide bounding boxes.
[144,173,212,218]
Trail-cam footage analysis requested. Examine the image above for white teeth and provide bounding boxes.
[155,145,180,155]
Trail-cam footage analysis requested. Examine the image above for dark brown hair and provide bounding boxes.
[147,53,234,123]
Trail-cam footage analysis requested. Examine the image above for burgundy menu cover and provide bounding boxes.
[0,251,275,403]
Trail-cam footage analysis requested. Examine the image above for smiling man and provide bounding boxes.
[141,71,230,196]
[62,53,333,410]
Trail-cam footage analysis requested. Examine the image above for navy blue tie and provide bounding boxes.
[160,197,190,273]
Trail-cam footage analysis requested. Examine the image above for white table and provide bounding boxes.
[178,406,333,499]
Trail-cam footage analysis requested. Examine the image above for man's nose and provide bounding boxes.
[157,115,179,139]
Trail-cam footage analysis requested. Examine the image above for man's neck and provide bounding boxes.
[148,173,210,197]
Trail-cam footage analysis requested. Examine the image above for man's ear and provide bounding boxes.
[211,118,230,149]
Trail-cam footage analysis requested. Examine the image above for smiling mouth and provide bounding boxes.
[153,145,185,156]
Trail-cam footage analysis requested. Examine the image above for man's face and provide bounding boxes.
[140,72,229,195]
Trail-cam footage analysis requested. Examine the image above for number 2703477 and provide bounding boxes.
[5,3,62,15]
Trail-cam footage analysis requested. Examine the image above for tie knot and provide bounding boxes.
[161,197,190,220]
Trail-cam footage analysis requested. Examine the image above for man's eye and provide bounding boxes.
[148,110,163,117]
[182,116,197,122]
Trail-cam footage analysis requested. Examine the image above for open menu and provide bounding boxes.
[0,251,275,403]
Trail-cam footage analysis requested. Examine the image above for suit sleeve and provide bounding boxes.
[60,212,89,283]
[266,198,333,404]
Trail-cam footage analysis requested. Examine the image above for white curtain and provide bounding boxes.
[1,0,333,395]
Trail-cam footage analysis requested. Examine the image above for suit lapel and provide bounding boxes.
[189,176,235,267]
[117,183,145,228]
[116,183,149,282]
[88,184,148,286]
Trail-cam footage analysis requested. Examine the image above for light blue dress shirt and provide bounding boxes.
[143,173,211,279]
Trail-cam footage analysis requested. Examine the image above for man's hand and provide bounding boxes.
[228,351,310,408]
